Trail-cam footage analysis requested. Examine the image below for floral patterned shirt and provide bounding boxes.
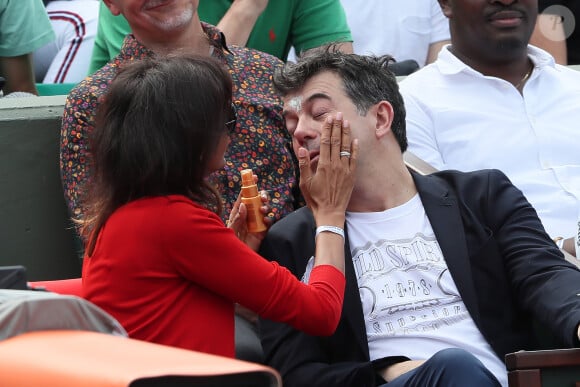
[60,23,300,224]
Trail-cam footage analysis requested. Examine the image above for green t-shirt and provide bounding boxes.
[89,0,352,73]
[0,0,55,57]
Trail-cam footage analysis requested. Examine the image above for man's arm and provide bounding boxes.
[216,0,268,47]
[426,0,451,65]
[217,0,354,55]
[0,55,38,95]
[561,237,577,258]
[0,0,54,94]
[291,0,353,58]
[485,170,580,345]
[398,89,447,170]
[60,83,99,220]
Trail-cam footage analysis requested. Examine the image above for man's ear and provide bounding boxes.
[374,101,394,139]
[438,0,452,19]
[103,0,122,16]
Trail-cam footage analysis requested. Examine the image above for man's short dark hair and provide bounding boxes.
[274,46,408,152]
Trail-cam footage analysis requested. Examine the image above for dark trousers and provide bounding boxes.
[381,348,502,387]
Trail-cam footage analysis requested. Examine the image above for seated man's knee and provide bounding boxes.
[430,348,479,367]
[429,348,499,385]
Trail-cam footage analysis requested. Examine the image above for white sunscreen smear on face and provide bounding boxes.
[288,96,302,113]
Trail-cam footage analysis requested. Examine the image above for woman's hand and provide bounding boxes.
[298,112,358,225]
[227,189,271,251]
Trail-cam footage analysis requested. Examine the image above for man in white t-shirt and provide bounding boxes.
[258,48,580,387]
[287,0,449,72]
[400,0,579,259]
[340,0,450,66]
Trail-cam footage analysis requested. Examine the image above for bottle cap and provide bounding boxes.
[241,169,254,187]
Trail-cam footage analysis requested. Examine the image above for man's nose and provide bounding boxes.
[293,119,315,146]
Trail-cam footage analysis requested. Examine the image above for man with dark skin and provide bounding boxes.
[402,0,579,258]
[441,0,536,88]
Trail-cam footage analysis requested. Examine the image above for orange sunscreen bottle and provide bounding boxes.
[240,169,267,233]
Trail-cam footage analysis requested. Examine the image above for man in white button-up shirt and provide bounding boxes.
[400,0,580,259]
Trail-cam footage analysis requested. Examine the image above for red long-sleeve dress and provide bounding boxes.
[82,195,345,357]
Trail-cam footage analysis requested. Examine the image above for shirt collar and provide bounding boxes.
[118,34,155,62]
[117,22,232,63]
[436,43,557,77]
[202,21,233,59]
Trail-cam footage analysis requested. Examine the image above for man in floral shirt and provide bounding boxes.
[60,0,302,228]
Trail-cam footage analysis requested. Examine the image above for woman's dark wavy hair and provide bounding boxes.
[81,54,233,255]
[274,45,407,152]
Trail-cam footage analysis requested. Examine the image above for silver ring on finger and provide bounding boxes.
[339,151,351,158]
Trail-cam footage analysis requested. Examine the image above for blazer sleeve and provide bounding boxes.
[483,170,580,346]
[258,209,385,387]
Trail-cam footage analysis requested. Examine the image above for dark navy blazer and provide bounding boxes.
[259,169,580,387]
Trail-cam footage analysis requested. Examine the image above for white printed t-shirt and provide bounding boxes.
[339,0,449,65]
[287,0,449,66]
[346,194,507,386]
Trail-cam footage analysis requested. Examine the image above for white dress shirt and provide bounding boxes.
[400,45,580,240]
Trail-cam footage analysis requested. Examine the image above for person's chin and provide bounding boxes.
[493,35,528,55]
[146,5,194,30]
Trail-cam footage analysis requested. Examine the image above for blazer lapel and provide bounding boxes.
[412,172,481,324]
[305,210,370,359]
[342,232,371,359]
